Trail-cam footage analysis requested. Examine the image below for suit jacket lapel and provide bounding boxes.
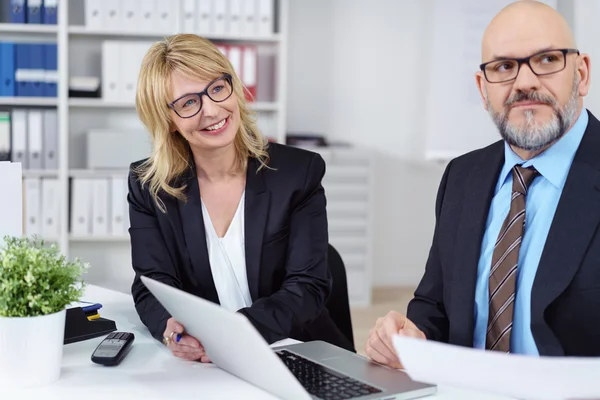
[451,142,504,346]
[244,157,270,302]
[177,164,219,303]
[532,111,600,355]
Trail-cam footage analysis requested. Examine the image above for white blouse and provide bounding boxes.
[201,192,253,312]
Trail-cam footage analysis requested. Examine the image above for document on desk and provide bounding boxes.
[393,335,600,400]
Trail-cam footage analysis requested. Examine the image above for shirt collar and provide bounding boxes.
[498,108,589,190]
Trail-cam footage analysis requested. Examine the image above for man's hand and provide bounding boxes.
[365,311,425,369]
[163,317,211,363]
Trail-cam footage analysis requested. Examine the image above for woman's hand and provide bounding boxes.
[163,317,211,363]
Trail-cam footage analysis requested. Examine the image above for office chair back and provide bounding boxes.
[326,244,355,348]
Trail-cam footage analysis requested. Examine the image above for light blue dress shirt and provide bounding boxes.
[473,109,589,355]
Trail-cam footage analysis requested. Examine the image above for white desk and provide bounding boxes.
[0,285,514,400]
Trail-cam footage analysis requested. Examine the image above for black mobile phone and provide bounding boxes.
[91,332,135,366]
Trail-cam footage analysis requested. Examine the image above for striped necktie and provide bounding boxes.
[486,165,538,352]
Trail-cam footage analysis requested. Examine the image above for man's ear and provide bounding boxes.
[475,71,489,111]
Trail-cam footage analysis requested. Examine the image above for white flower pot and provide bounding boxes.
[0,309,66,388]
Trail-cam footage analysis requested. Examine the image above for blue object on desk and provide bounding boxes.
[10,0,26,24]
[79,302,103,314]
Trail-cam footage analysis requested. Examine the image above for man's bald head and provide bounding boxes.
[482,0,575,62]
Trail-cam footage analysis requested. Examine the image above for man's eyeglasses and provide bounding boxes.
[168,74,234,118]
[480,48,580,84]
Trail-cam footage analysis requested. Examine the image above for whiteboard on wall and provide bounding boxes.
[424,0,559,162]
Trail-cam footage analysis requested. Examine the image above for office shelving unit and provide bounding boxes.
[0,0,289,292]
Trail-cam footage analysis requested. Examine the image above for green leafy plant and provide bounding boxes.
[0,236,88,317]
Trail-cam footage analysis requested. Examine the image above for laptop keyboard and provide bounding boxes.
[276,350,383,399]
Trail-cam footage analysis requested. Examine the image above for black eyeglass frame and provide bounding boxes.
[168,73,234,119]
[479,48,580,83]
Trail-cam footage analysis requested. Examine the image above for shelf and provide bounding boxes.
[69,169,129,178]
[69,98,279,111]
[22,169,59,178]
[0,97,57,106]
[0,23,57,34]
[69,235,130,243]
[68,26,281,43]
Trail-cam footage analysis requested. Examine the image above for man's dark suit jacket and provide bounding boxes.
[128,143,353,352]
[407,109,600,356]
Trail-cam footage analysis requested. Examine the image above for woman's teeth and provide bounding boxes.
[205,119,226,131]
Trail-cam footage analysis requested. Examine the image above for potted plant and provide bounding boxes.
[0,236,87,388]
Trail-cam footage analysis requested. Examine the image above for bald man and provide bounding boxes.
[366,0,598,365]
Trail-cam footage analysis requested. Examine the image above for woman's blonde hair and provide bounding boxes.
[134,34,269,212]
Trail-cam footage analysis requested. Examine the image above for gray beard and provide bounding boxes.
[486,76,579,152]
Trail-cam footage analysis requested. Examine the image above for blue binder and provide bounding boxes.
[15,44,31,97]
[44,43,57,97]
[30,43,44,96]
[0,43,15,97]
[9,0,26,23]
[27,0,43,24]
[43,0,57,24]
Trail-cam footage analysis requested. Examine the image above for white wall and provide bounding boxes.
[288,0,446,287]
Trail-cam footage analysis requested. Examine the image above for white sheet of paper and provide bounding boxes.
[393,335,600,400]
[0,162,23,244]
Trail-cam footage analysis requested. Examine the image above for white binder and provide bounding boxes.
[154,0,175,33]
[0,111,10,161]
[213,0,227,35]
[11,109,27,168]
[241,0,257,37]
[41,178,60,240]
[102,41,121,102]
[196,0,213,35]
[27,110,43,170]
[92,179,109,236]
[42,109,58,170]
[182,0,197,33]
[257,0,273,37]
[70,179,92,236]
[110,177,127,236]
[228,45,242,80]
[120,0,140,31]
[24,177,41,237]
[85,0,103,29]
[229,0,242,36]
[102,0,121,30]
[139,0,155,31]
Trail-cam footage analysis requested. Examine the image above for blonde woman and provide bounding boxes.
[128,34,353,362]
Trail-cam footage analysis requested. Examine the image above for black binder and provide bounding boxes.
[63,307,117,344]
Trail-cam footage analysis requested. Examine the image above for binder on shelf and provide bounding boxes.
[27,110,43,169]
[24,177,42,236]
[181,0,196,33]
[102,0,120,30]
[196,0,213,35]
[216,44,228,57]
[91,179,109,236]
[154,0,175,33]
[30,44,45,97]
[0,111,10,161]
[0,43,15,97]
[10,0,26,24]
[84,0,103,30]
[228,45,243,84]
[139,0,155,32]
[242,45,258,101]
[101,41,121,102]
[241,0,258,37]
[27,0,43,24]
[70,178,92,236]
[42,109,57,169]
[41,178,60,239]
[110,177,127,236]
[120,0,139,30]
[43,0,58,24]
[11,109,27,167]
[257,0,274,37]
[229,0,243,37]
[43,44,58,97]
[15,44,31,97]
[213,0,227,36]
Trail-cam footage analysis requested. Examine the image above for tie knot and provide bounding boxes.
[512,165,538,194]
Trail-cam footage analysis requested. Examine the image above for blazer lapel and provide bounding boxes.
[244,158,270,302]
[451,142,504,346]
[532,111,600,355]
[177,165,219,303]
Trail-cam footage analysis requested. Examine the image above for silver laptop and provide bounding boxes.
[141,276,436,400]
